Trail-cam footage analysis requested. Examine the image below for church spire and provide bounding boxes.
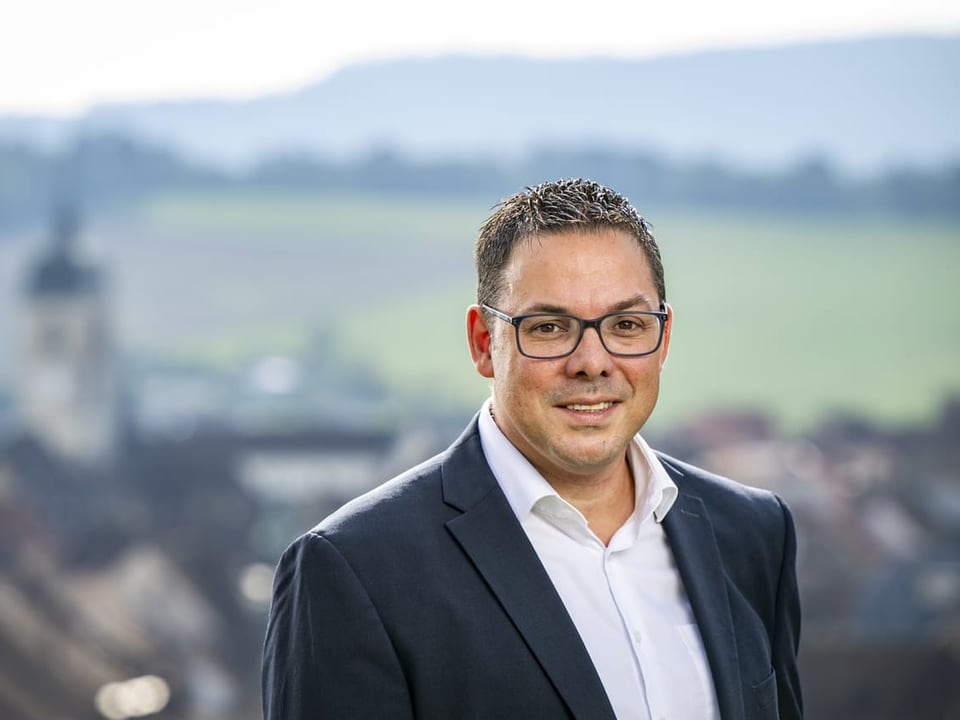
[17,204,119,466]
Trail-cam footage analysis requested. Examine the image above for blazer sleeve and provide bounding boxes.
[773,496,803,720]
[261,531,414,720]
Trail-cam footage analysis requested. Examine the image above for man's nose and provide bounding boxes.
[564,325,612,378]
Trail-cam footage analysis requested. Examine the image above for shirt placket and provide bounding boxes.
[603,538,670,720]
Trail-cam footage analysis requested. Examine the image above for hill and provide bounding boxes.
[0,35,957,173]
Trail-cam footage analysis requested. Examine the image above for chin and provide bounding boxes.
[556,444,626,472]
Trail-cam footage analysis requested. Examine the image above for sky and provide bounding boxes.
[2,0,959,116]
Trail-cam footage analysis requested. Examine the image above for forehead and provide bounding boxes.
[501,228,655,305]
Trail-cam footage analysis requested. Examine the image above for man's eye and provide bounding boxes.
[531,322,562,335]
[608,315,651,335]
[524,317,572,336]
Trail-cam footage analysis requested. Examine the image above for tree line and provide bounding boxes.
[1,135,957,230]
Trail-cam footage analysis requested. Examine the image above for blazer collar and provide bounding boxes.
[441,417,617,720]
[658,454,745,720]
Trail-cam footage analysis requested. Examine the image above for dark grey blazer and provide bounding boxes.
[262,417,803,719]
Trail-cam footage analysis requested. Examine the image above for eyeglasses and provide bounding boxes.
[481,303,668,359]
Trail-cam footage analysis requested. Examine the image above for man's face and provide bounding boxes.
[468,228,672,486]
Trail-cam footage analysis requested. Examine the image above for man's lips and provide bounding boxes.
[558,401,618,412]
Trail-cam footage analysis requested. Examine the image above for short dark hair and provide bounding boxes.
[475,178,665,308]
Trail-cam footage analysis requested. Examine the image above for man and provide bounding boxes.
[262,178,802,719]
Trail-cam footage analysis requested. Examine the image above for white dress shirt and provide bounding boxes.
[478,399,720,720]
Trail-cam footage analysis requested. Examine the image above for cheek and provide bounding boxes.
[622,359,658,387]
[636,365,663,397]
[492,353,541,401]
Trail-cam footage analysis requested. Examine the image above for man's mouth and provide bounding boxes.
[564,402,615,412]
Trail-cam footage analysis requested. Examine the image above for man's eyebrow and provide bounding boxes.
[522,294,659,316]
[609,294,658,312]
[523,303,570,314]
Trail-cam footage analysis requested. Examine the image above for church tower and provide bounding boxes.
[17,206,119,465]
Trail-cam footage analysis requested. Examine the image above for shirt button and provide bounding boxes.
[632,629,643,644]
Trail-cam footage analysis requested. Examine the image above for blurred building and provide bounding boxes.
[0,208,447,719]
[16,205,119,466]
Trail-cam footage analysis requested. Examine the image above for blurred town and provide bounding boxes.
[0,199,957,719]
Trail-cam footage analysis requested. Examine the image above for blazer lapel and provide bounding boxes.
[660,463,745,720]
[441,420,617,720]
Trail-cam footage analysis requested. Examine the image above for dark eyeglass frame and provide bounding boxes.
[481,303,668,359]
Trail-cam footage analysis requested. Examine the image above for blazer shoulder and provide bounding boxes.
[655,450,795,541]
[656,451,786,506]
[309,415,492,543]
[313,450,447,537]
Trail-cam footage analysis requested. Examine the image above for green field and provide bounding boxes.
[95,189,960,432]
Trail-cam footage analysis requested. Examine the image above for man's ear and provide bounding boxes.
[659,303,673,369]
[466,305,495,378]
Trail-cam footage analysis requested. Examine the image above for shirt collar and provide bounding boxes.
[478,398,555,521]
[629,429,679,524]
[477,398,678,526]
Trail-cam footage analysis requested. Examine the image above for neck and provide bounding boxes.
[546,460,635,546]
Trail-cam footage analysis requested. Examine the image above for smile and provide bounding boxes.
[564,402,614,412]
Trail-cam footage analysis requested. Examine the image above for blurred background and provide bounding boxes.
[1,2,958,718]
